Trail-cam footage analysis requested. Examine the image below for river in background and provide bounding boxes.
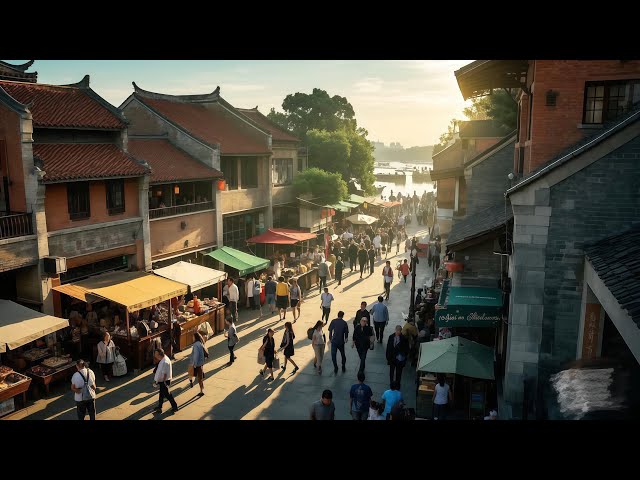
[373,161,435,200]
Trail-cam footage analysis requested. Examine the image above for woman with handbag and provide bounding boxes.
[311,321,326,375]
[96,331,116,382]
[278,321,299,374]
[189,332,208,396]
[224,316,239,366]
[259,328,276,381]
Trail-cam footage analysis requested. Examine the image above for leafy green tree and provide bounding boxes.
[269,88,376,195]
[463,89,517,129]
[433,119,459,155]
[293,167,348,205]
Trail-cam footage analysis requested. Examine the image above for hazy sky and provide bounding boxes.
[8,60,473,147]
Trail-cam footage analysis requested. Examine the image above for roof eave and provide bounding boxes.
[42,172,147,184]
[455,60,529,100]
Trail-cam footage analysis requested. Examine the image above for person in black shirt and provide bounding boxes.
[353,301,371,327]
[348,241,358,272]
[368,245,376,276]
[335,256,345,286]
[358,245,368,278]
[259,328,276,381]
[352,316,374,374]
[328,311,349,374]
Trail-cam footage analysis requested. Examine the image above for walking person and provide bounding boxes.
[227,278,239,324]
[96,331,115,383]
[381,230,389,259]
[386,326,409,387]
[311,321,326,375]
[246,274,256,310]
[348,240,358,272]
[278,321,299,374]
[276,276,290,321]
[328,311,349,374]
[335,256,345,286]
[152,347,178,414]
[368,400,385,420]
[381,381,404,420]
[188,332,208,396]
[289,278,303,323]
[353,301,371,327]
[224,316,238,366]
[387,228,395,257]
[350,372,373,421]
[396,227,403,254]
[252,276,262,315]
[382,260,394,301]
[368,245,376,276]
[310,389,335,420]
[433,373,452,420]
[264,276,277,315]
[318,259,329,293]
[370,296,389,343]
[358,244,368,278]
[71,359,96,421]
[259,328,276,381]
[352,316,374,374]
[320,287,334,325]
[433,240,442,272]
[373,232,382,260]
[398,258,411,283]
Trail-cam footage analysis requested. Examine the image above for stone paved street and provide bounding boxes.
[8,222,432,420]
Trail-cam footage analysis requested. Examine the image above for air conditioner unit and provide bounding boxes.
[43,256,67,276]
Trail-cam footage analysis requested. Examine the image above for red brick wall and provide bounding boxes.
[526,60,640,173]
[437,178,456,209]
[45,178,140,231]
[0,103,26,212]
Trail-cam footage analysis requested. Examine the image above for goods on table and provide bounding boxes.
[30,365,55,376]
[0,365,13,378]
[0,383,8,391]
[22,348,50,362]
[4,372,28,384]
[41,355,72,369]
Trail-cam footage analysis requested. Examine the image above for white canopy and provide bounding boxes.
[0,300,70,353]
[153,261,227,292]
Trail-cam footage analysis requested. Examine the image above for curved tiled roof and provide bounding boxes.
[0,80,125,129]
[34,143,148,182]
[128,138,222,183]
[237,108,299,142]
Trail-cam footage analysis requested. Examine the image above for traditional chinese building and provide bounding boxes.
[456,59,640,419]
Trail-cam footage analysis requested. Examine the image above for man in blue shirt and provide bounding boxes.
[328,311,349,374]
[370,296,389,344]
[350,372,373,421]
[381,381,403,419]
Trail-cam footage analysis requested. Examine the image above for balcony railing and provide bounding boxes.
[0,212,34,240]
[149,201,214,220]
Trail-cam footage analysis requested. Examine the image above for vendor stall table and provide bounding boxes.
[26,362,76,397]
[0,372,32,410]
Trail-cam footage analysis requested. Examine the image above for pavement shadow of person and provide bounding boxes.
[199,372,285,420]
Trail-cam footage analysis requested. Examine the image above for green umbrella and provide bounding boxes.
[417,336,495,380]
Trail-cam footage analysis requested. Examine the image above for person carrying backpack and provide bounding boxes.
[70,359,97,421]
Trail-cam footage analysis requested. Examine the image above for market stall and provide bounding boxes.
[416,336,495,419]
[0,300,70,408]
[53,271,188,371]
[153,261,227,343]
[247,228,318,281]
[344,213,378,228]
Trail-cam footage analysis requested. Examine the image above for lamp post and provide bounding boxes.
[408,237,419,321]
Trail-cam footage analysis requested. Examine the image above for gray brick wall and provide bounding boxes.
[540,135,640,380]
[0,236,38,272]
[454,237,506,288]
[465,140,515,216]
[48,220,142,259]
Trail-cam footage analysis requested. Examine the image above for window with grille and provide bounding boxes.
[221,157,238,190]
[106,179,125,215]
[583,80,640,124]
[241,157,259,188]
[67,182,90,220]
[273,158,293,186]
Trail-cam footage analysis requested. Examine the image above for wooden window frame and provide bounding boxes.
[106,179,125,216]
[67,182,91,220]
[583,79,640,124]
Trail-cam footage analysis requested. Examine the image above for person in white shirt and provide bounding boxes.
[382,260,394,301]
[70,359,96,421]
[320,287,334,325]
[227,278,240,324]
[246,274,255,309]
[433,373,452,420]
[153,347,178,414]
[397,214,405,228]
[373,233,382,259]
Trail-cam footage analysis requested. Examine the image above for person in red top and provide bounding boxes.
[193,295,202,315]
[398,259,411,283]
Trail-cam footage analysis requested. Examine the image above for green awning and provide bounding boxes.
[206,246,270,276]
[341,200,360,208]
[435,280,503,328]
[349,194,366,205]
[327,203,351,213]
[417,336,495,380]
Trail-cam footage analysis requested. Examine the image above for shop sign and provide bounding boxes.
[581,303,601,359]
[436,309,501,327]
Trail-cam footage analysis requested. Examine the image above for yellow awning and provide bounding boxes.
[53,271,188,313]
[0,300,70,353]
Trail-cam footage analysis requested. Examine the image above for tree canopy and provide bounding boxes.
[268,88,376,194]
[292,167,348,205]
